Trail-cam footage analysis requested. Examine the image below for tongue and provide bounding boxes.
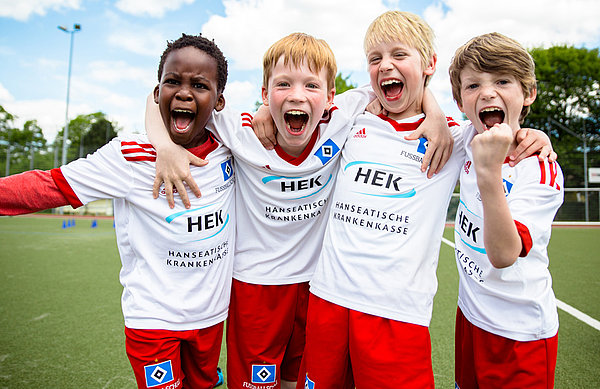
[385,83,403,98]
[287,116,305,132]
[175,116,192,130]
[483,112,503,128]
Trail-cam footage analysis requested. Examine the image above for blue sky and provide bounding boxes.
[1,0,599,142]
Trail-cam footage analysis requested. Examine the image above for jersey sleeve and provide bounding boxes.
[507,158,564,256]
[207,106,244,148]
[58,138,136,203]
[0,169,72,215]
[333,84,375,118]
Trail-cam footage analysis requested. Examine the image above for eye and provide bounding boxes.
[368,56,381,65]
[164,78,179,85]
[276,81,290,87]
[193,82,209,90]
[497,79,510,85]
[466,83,478,90]
[393,52,406,59]
[306,82,320,89]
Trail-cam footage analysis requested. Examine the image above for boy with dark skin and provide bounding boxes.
[0,34,233,389]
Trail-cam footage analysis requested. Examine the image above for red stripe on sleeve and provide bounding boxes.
[51,168,84,208]
[514,220,532,257]
[539,160,546,185]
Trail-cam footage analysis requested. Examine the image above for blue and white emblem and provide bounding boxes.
[304,374,315,389]
[144,360,174,388]
[417,137,428,154]
[251,364,276,383]
[315,139,340,165]
[221,159,233,181]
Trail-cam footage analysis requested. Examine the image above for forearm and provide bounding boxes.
[0,170,70,215]
[477,172,522,268]
[422,88,445,120]
[145,93,178,151]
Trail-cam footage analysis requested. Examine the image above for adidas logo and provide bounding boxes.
[353,128,367,138]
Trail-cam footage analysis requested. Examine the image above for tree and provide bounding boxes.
[525,45,600,187]
[335,72,357,94]
[55,112,120,162]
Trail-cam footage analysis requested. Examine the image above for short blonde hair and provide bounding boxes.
[449,32,537,122]
[364,11,436,85]
[263,32,337,91]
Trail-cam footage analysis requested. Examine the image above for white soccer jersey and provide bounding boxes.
[454,123,564,341]
[209,87,373,285]
[57,133,235,330]
[310,112,465,326]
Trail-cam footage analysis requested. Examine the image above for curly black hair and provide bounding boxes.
[157,33,228,93]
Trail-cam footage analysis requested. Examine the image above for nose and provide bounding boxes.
[379,55,393,72]
[287,84,307,102]
[176,86,193,101]
[480,84,497,100]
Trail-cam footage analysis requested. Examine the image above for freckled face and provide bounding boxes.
[262,57,334,157]
[154,46,224,148]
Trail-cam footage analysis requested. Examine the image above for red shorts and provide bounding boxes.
[227,279,309,388]
[297,293,434,389]
[455,307,558,389]
[125,323,223,389]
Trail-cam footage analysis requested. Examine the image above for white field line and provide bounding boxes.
[441,237,600,331]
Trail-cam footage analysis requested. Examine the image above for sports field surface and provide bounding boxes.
[1,215,598,388]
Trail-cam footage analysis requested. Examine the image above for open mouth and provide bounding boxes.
[171,109,195,134]
[380,79,404,100]
[284,110,308,134]
[479,107,505,130]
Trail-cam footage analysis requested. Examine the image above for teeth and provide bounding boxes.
[480,107,502,113]
[381,79,401,86]
[173,109,193,113]
[286,110,306,115]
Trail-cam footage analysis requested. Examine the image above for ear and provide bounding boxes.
[153,85,160,104]
[214,93,225,112]
[326,87,335,109]
[261,86,269,106]
[524,87,537,107]
[424,53,437,76]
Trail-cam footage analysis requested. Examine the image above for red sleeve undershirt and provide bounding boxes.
[0,169,82,216]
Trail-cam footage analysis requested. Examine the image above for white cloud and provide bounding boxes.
[0,0,81,21]
[223,80,260,113]
[115,0,195,18]
[88,60,157,89]
[201,0,388,73]
[423,0,600,119]
[0,82,14,103]
[107,28,167,57]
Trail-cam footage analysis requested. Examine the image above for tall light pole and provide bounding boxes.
[58,23,81,166]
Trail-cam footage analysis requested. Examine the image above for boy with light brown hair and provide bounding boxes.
[449,32,563,389]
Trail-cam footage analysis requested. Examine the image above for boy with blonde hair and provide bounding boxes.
[449,32,563,389]
[299,12,554,389]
